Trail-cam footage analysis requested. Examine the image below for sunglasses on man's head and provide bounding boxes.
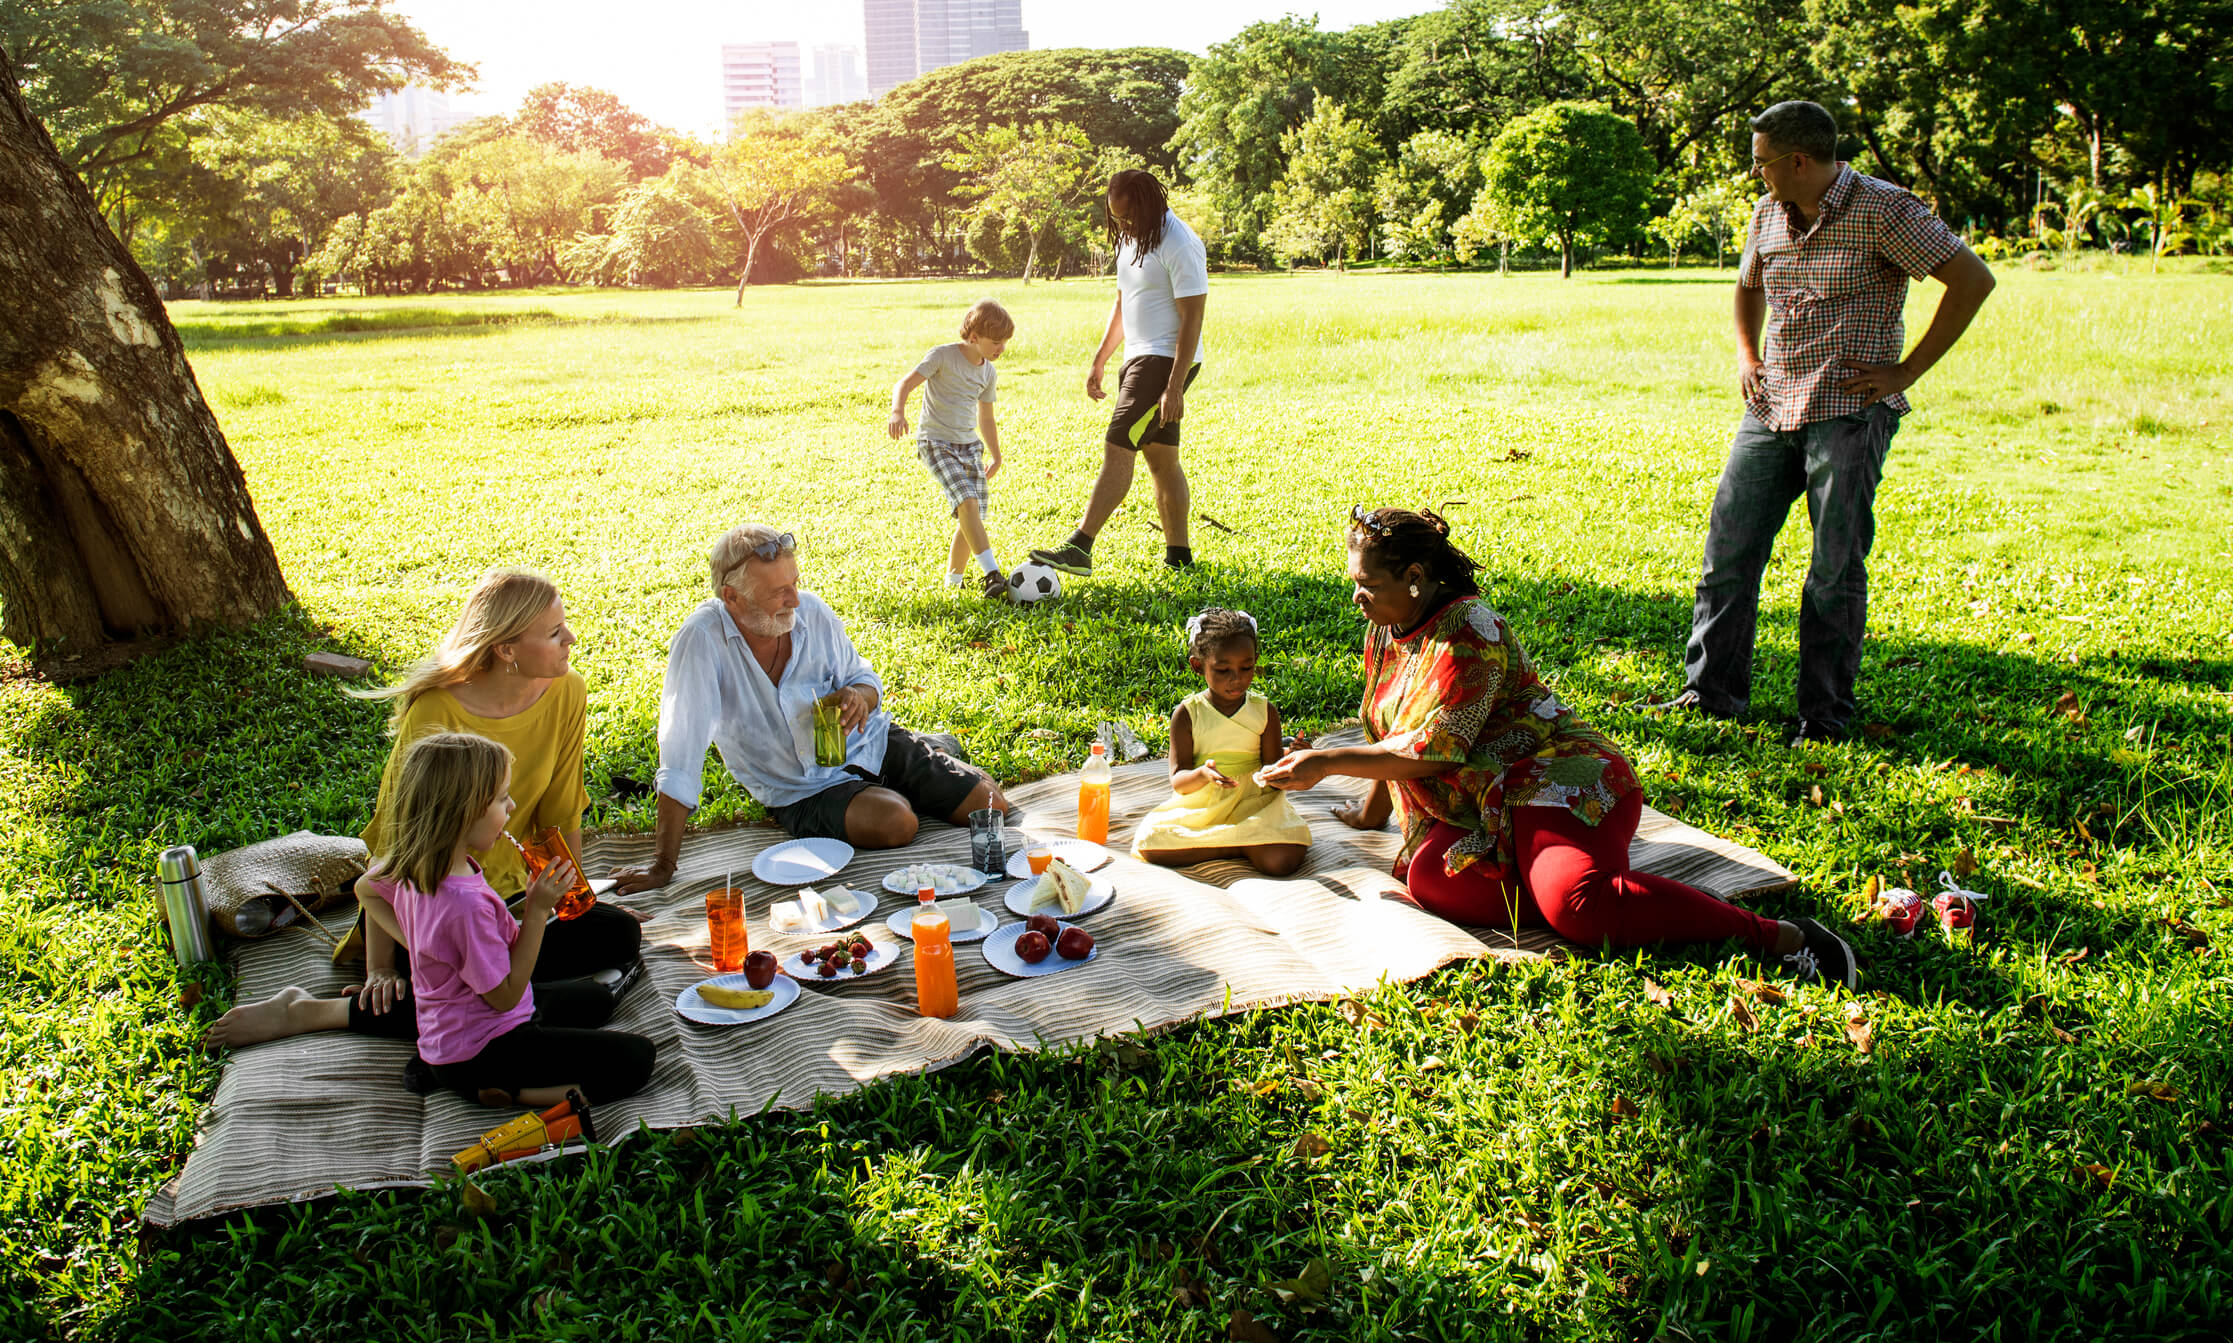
[747,532,796,561]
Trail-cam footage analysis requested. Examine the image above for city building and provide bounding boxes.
[807,45,868,107]
[720,41,804,125]
[864,0,1027,96]
[358,86,467,156]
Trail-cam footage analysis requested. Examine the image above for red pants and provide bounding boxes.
[1399,791,1779,952]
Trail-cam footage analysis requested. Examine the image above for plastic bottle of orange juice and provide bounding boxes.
[913,906,958,1018]
[1076,741,1111,845]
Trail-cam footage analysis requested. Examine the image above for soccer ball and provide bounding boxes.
[1005,561,1063,605]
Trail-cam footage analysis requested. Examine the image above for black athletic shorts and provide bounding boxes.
[1107,355,1202,450]
[769,726,983,840]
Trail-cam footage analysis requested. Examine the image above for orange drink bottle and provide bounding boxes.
[1076,741,1112,845]
[913,906,958,1018]
[508,828,595,920]
[705,888,747,972]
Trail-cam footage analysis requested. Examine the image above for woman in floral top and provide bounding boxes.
[1259,508,1855,985]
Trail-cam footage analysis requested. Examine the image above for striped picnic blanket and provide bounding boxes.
[144,735,1792,1225]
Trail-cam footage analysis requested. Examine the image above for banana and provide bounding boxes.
[698,985,775,1010]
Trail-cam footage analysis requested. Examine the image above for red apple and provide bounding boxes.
[1014,930,1052,964]
[1056,927,1095,960]
[743,950,779,989]
[1026,913,1061,941]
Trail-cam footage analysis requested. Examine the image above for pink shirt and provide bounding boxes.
[375,865,534,1066]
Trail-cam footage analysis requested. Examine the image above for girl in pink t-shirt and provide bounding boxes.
[355,732,654,1108]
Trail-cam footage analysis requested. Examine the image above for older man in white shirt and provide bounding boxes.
[612,523,1006,893]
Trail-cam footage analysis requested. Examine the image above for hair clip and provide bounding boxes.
[1349,505,1395,536]
[1184,609,1257,645]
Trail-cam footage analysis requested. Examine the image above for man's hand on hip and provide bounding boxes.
[1839,359,1916,407]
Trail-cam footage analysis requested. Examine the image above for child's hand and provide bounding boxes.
[887,409,908,440]
[984,445,1002,480]
[1201,761,1238,790]
[524,859,576,916]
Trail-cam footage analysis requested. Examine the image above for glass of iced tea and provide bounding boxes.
[705,888,747,972]
[509,827,595,920]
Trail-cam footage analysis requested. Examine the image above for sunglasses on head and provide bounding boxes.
[747,532,795,561]
[1349,505,1396,537]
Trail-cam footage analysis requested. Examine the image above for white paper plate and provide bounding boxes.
[1003,838,1110,879]
[752,837,855,886]
[784,938,901,984]
[675,971,799,1025]
[773,886,872,936]
[885,902,998,943]
[1004,871,1114,920]
[587,877,618,897]
[982,920,1098,978]
[881,863,990,896]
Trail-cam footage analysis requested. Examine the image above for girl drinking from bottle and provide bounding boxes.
[1131,608,1312,875]
[212,733,655,1107]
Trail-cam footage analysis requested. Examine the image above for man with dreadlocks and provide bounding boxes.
[1029,168,1209,577]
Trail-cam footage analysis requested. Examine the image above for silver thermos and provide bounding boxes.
[157,845,216,966]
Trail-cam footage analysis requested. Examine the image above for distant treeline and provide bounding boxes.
[9,0,2227,295]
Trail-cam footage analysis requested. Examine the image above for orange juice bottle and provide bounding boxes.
[912,909,958,1018]
[1076,741,1111,845]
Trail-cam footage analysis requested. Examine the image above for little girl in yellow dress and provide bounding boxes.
[1132,608,1313,876]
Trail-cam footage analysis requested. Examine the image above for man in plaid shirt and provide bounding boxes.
[1675,100,1996,744]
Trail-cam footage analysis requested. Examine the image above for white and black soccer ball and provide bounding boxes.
[1005,561,1063,605]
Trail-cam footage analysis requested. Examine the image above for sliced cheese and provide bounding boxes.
[798,888,830,926]
[927,897,979,932]
[1035,858,1091,914]
[769,899,806,932]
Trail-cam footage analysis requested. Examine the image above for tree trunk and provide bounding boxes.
[0,46,291,663]
[1559,232,1573,277]
[1022,225,1039,284]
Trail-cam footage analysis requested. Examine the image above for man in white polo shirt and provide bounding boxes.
[1030,168,1209,575]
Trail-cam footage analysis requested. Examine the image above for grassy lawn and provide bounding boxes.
[4,267,2231,1340]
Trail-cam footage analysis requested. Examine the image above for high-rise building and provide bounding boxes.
[359,86,467,156]
[720,41,804,125]
[864,0,1027,96]
[806,45,868,107]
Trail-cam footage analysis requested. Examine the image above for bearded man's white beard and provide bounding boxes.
[737,606,796,638]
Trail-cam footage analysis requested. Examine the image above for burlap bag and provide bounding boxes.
[200,831,366,942]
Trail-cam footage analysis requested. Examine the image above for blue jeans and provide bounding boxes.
[1683,406,1897,729]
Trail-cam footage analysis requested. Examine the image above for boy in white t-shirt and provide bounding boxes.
[1030,169,1209,577]
[888,298,1013,599]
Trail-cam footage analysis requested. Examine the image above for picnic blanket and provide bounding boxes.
[144,734,1793,1226]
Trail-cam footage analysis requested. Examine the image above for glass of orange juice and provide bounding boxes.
[1026,847,1053,875]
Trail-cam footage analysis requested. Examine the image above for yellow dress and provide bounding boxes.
[1131,690,1312,855]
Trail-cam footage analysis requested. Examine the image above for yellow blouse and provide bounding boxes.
[360,670,590,896]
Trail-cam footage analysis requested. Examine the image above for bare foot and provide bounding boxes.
[204,986,338,1051]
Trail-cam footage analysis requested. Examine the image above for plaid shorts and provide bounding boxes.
[915,437,990,518]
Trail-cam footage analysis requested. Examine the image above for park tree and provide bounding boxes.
[0,48,290,662]
[559,166,729,287]
[1374,128,1481,263]
[514,82,674,181]
[1264,99,1382,270]
[1481,101,1655,276]
[701,122,853,302]
[191,112,400,296]
[449,135,627,285]
[948,121,1099,282]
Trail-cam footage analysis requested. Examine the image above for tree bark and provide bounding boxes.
[0,46,291,662]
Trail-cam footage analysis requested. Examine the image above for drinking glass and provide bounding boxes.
[812,694,847,766]
[511,827,595,920]
[706,888,747,972]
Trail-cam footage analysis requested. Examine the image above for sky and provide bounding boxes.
[388,0,1445,139]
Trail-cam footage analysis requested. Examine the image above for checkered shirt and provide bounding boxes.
[1738,166,1962,430]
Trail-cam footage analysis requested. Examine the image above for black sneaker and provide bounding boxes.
[1029,542,1093,576]
[1664,688,1735,719]
[1789,718,1848,746]
[979,569,1010,601]
[1780,915,1859,989]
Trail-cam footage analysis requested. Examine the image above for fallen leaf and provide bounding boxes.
[1251,1077,1282,1097]
[1862,874,1882,904]
[1292,1132,1333,1160]
[1809,784,1826,807]
[1417,1055,1445,1074]
[2050,1025,2078,1045]
[1643,979,1675,1010]
[1802,760,1830,777]
[1735,977,1788,1006]
[1728,996,1760,1032]
[1456,1010,1480,1035]
[1861,722,1896,740]
[1645,1052,1676,1077]
[1293,1078,1324,1103]
[1695,1259,1713,1276]
[1952,848,1978,878]
[2128,1079,2179,1103]
[1610,1095,1641,1120]
[1844,1009,1875,1053]
[2078,1162,2117,1190]
[176,983,203,1009]
[1335,999,1372,1030]
[1228,1307,1283,1343]
[1268,1256,1333,1306]
[460,1181,497,1219]
[1173,1264,1213,1309]
[2059,946,2091,965]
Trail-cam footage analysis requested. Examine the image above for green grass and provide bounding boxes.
[5,270,2233,1340]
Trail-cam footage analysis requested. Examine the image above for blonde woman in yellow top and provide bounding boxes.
[1131,608,1312,876]
[209,568,644,1062]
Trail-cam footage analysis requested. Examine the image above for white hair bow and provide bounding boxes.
[1184,609,1257,645]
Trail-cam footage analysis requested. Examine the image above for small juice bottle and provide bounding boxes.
[1076,741,1112,845]
[913,907,958,1018]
